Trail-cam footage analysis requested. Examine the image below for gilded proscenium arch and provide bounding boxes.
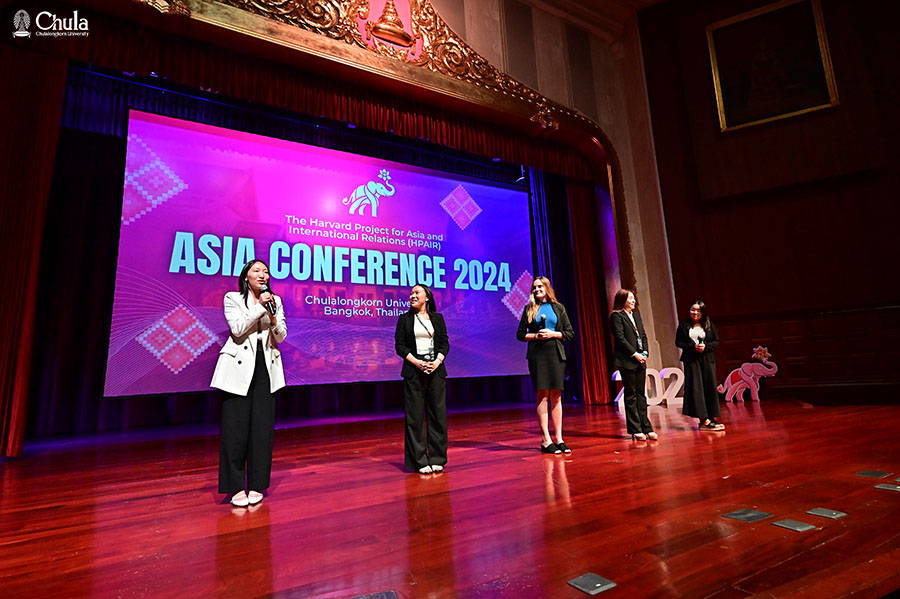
[135,0,635,288]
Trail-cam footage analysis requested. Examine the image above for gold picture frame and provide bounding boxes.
[707,0,838,132]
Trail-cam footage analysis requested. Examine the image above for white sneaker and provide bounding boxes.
[432,465,444,473]
[418,466,433,474]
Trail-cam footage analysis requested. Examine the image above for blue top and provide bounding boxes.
[537,303,557,331]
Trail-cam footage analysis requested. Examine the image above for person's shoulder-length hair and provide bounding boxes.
[237,259,270,307]
[527,276,559,322]
[611,288,636,312]
[407,284,437,314]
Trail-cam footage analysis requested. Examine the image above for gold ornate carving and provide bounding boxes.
[530,105,559,130]
[134,0,191,15]
[367,0,415,47]
[205,0,590,129]
[213,0,365,44]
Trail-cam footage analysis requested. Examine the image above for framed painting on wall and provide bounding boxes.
[707,0,839,132]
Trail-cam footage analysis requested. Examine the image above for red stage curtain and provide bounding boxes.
[567,181,612,404]
[0,45,68,457]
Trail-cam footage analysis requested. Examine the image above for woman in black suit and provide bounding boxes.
[395,284,450,473]
[676,300,724,431]
[609,289,657,441]
[516,277,575,454]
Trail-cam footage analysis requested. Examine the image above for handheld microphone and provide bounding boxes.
[259,283,277,316]
[540,314,546,330]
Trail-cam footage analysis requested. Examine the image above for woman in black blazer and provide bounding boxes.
[516,277,576,454]
[394,284,450,474]
[676,300,724,431]
[609,289,656,441]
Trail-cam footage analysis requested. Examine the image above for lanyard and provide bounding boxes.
[415,314,434,339]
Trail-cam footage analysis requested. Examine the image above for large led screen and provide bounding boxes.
[104,111,534,396]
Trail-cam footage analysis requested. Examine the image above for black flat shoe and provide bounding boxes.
[556,442,572,453]
[540,442,562,454]
[700,419,724,431]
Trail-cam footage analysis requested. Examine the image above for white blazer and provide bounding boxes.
[210,291,287,396]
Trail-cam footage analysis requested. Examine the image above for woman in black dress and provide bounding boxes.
[676,300,724,431]
[395,284,450,473]
[609,289,657,441]
[516,277,575,454]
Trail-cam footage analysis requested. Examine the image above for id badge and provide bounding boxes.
[422,346,435,362]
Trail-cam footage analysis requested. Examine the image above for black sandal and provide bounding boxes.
[556,442,572,454]
[540,442,561,454]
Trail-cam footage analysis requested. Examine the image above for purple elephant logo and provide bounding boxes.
[718,346,778,402]
[342,169,395,217]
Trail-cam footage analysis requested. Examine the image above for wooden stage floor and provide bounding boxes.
[2,400,900,599]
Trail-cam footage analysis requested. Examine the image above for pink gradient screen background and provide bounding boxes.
[104,111,534,396]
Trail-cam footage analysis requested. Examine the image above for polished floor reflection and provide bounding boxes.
[2,400,900,598]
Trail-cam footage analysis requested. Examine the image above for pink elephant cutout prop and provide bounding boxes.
[718,346,778,402]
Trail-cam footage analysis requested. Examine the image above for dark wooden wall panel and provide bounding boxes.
[639,0,900,402]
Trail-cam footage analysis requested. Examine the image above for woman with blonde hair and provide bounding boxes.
[516,277,575,454]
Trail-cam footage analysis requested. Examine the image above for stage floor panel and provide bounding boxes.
[2,400,900,598]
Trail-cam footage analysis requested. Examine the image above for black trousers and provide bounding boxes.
[621,365,653,434]
[219,343,275,495]
[403,370,448,470]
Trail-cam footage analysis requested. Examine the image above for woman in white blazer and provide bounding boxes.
[211,259,287,507]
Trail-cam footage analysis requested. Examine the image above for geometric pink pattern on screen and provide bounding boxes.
[501,270,533,319]
[122,134,188,225]
[163,305,195,334]
[136,305,217,374]
[440,184,482,230]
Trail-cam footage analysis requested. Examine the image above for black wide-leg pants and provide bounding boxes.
[403,370,448,470]
[219,343,275,495]
[682,360,721,421]
[621,364,653,434]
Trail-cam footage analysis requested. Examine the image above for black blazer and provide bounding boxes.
[675,319,719,365]
[395,311,450,378]
[610,310,649,370]
[516,302,575,361]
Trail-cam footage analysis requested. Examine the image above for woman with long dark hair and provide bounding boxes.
[211,259,287,506]
[676,300,724,431]
[609,289,656,441]
[516,277,575,454]
[395,284,450,473]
